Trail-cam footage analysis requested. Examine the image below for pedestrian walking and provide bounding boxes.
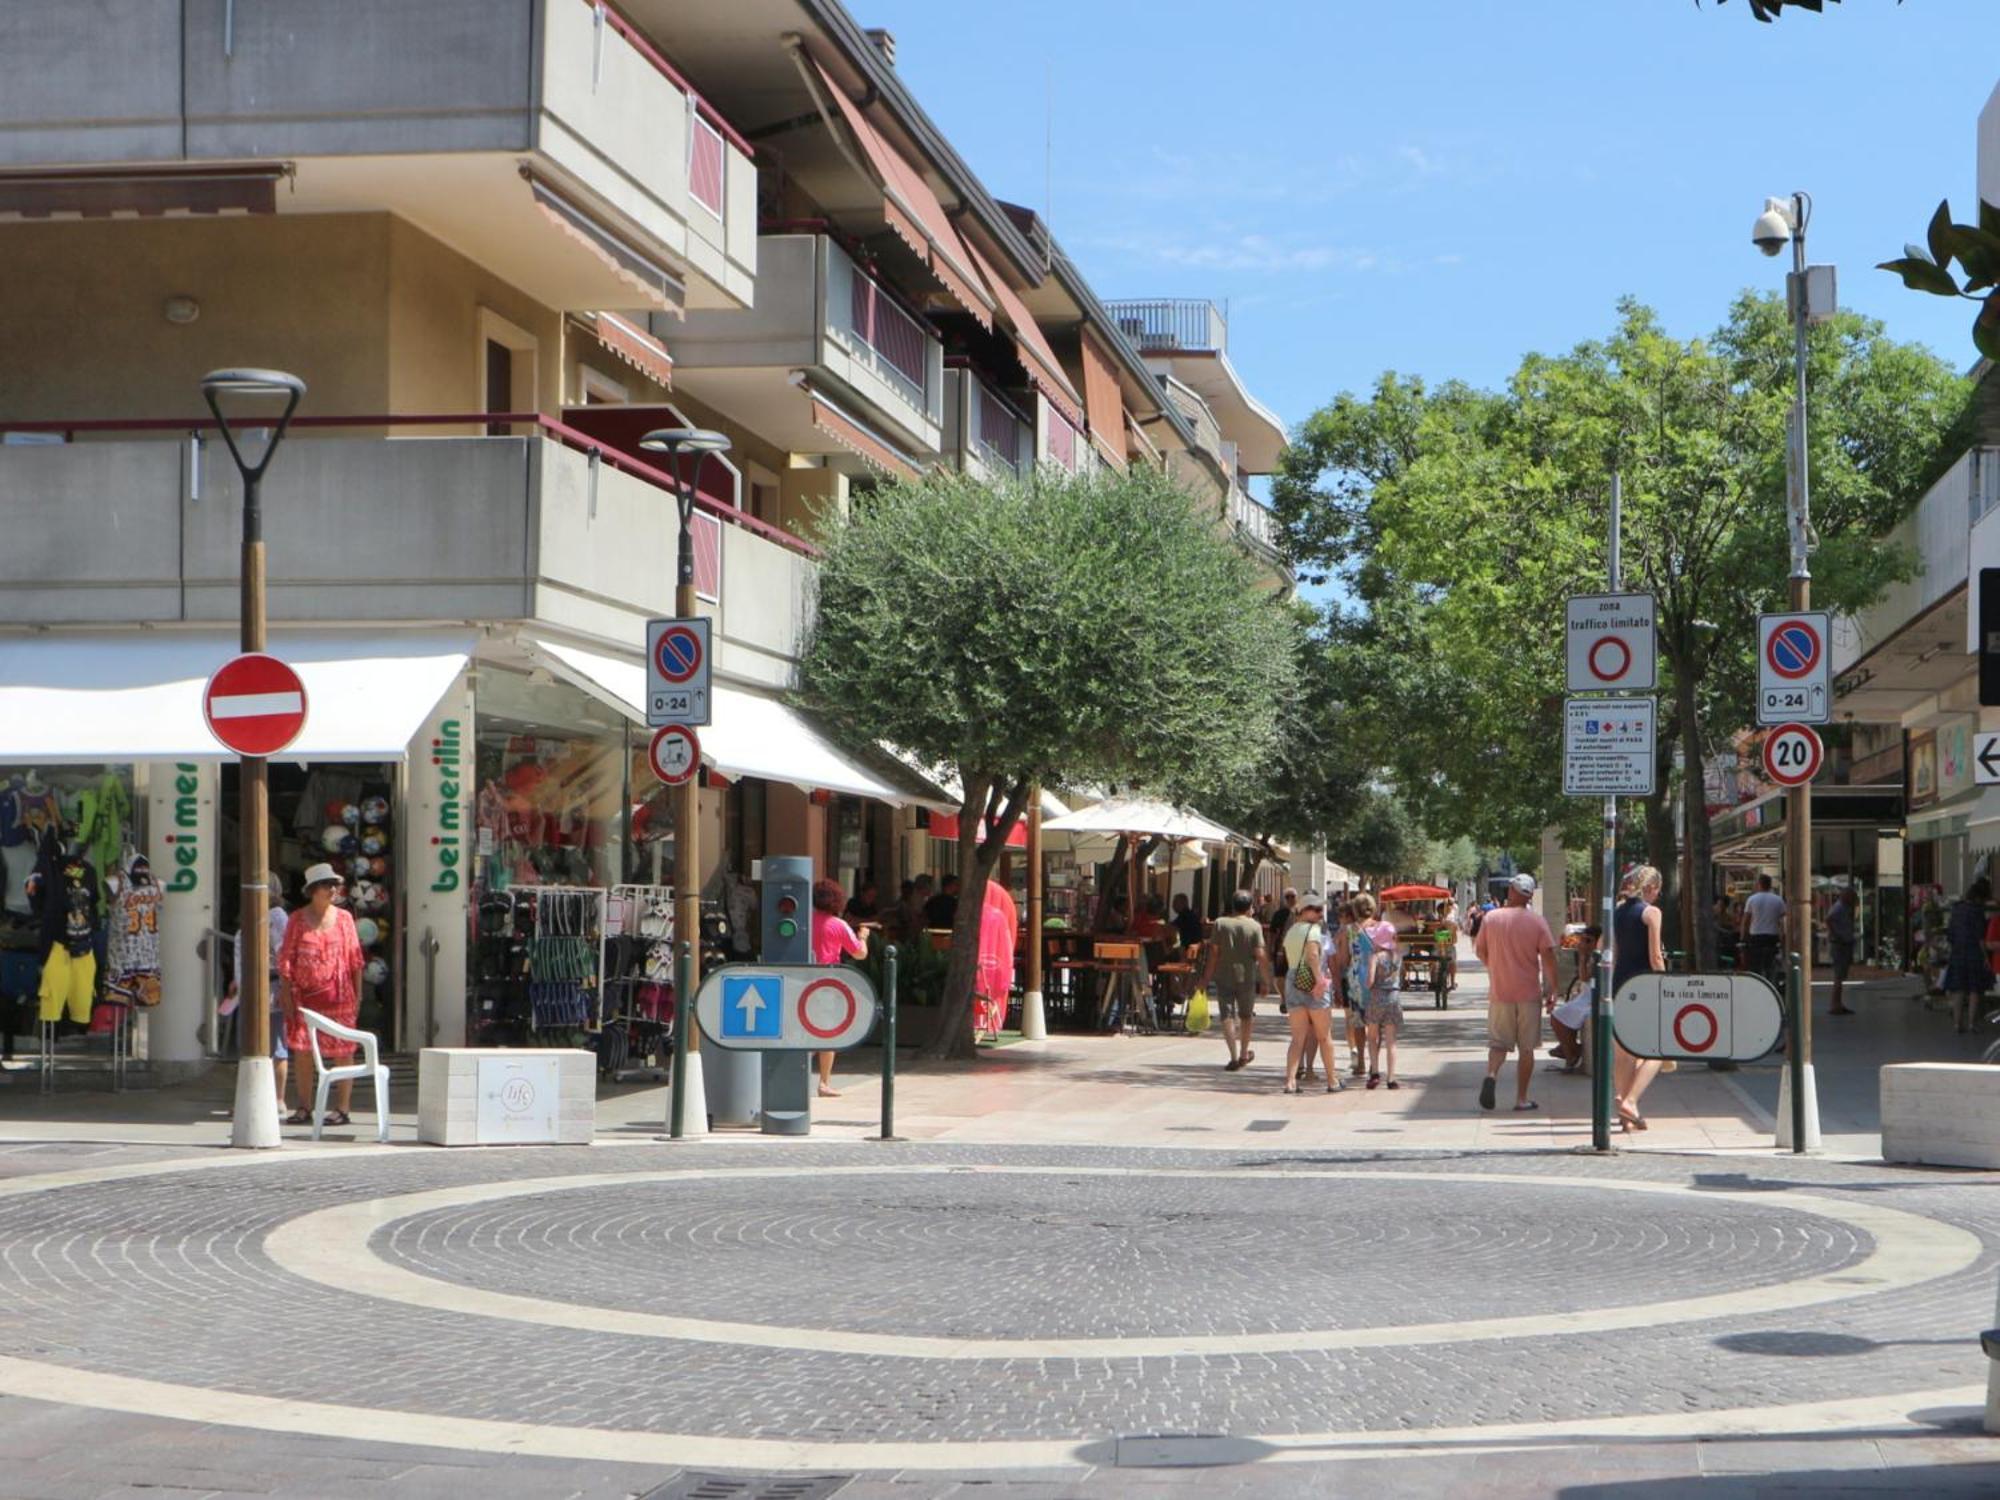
[1825,885,1858,1017]
[1332,900,1368,1079]
[1473,872,1556,1113]
[1279,892,1340,1093]
[1200,889,1272,1072]
[1352,891,1401,1090]
[278,863,365,1128]
[1944,876,1993,1035]
[811,878,870,1093]
[1739,873,1787,987]
[1612,865,1668,1131]
[1269,887,1298,1012]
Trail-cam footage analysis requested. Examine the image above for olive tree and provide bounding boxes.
[799,464,1296,1058]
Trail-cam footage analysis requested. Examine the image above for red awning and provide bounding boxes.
[810,59,995,332]
[809,393,921,480]
[964,241,1085,429]
[930,812,1029,849]
[583,312,672,389]
[1079,332,1127,469]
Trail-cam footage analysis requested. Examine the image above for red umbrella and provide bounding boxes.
[1378,883,1451,902]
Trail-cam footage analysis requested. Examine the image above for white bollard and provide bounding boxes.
[1774,1062,1822,1151]
[229,1056,282,1149]
[1020,988,1047,1041]
[674,1047,710,1138]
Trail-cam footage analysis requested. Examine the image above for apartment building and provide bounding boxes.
[0,0,1291,1083]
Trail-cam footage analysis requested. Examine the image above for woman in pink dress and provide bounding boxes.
[975,878,1018,1043]
[810,878,870,1098]
[278,861,366,1128]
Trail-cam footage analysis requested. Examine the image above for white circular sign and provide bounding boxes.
[648,724,700,786]
[1762,722,1823,788]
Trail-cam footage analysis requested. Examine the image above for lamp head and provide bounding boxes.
[1752,197,1795,258]
[639,426,731,457]
[200,368,307,401]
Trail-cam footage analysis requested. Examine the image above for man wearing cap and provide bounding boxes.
[1473,872,1557,1112]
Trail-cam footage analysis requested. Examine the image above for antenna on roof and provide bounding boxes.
[1044,58,1053,273]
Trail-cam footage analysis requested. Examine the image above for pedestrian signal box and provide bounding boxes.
[762,855,812,965]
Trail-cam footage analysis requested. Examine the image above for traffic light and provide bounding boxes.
[761,855,813,965]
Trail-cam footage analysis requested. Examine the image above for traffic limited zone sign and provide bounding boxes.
[1757,611,1831,726]
[1565,592,1657,693]
[1563,696,1657,797]
[694,964,880,1051]
[645,615,711,727]
[1761,722,1823,788]
[203,653,308,757]
[1614,972,1783,1063]
[648,724,700,786]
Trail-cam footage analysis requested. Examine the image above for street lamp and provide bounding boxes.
[202,368,305,1151]
[638,426,729,1139]
[1750,193,1824,1149]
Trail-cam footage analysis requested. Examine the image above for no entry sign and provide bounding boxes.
[1757,611,1830,726]
[648,724,701,785]
[1762,722,1823,788]
[203,653,307,757]
[1613,972,1784,1063]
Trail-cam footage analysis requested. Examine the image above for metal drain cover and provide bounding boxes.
[1244,1119,1289,1132]
[1115,1433,1264,1468]
[642,1474,852,1500]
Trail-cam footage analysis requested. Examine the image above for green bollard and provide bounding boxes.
[1788,951,1806,1155]
[1592,963,1613,1152]
[669,940,692,1140]
[873,944,903,1142]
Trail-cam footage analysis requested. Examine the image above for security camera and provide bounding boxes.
[1752,198,1794,257]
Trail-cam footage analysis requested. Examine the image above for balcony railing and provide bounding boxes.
[973,380,1026,476]
[1230,487,1282,554]
[1103,298,1228,354]
[825,243,940,420]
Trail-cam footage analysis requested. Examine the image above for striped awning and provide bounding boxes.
[581,311,672,389]
[808,392,921,480]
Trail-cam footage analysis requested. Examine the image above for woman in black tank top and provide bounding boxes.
[1612,865,1666,1131]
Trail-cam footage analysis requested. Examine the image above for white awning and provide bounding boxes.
[0,630,471,763]
[1042,795,1238,845]
[529,639,917,803]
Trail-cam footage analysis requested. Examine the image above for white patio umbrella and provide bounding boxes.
[1042,797,1241,924]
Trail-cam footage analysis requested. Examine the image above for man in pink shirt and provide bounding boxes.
[1473,872,1557,1113]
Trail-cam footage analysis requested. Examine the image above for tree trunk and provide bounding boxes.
[1676,663,1717,971]
[922,772,1033,1061]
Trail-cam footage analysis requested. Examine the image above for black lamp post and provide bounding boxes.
[202,368,305,1149]
[637,426,729,1138]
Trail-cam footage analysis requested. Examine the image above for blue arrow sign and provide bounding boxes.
[720,974,782,1039]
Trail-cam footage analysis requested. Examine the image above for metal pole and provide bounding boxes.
[669,939,692,1138]
[1788,950,1806,1154]
[1021,792,1046,1040]
[1592,468,1622,1153]
[1787,196,1815,1074]
[675,488,702,1056]
[240,468,269,1073]
[874,944,901,1141]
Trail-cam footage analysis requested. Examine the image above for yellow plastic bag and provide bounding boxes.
[1186,987,1212,1034]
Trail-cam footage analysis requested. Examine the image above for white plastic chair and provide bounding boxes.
[298,1007,390,1142]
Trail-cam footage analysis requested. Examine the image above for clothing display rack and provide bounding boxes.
[525,885,605,1036]
[599,884,675,1080]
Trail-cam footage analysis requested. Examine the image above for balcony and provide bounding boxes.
[0,418,816,682]
[0,0,755,312]
[667,234,945,464]
[944,369,1031,482]
[1104,298,1230,354]
[1104,297,1285,474]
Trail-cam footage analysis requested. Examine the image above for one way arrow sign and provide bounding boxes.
[1978,732,2000,787]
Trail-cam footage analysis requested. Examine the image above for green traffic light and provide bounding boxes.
[778,919,797,939]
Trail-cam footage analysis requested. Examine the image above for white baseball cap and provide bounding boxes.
[1510,873,1538,896]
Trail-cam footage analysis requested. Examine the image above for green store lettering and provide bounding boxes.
[169,763,200,893]
[431,718,463,893]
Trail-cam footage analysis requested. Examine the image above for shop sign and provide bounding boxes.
[429,717,464,893]
[163,762,200,894]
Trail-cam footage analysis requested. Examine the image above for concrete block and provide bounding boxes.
[1882,1063,2000,1168]
[417,1047,595,1146]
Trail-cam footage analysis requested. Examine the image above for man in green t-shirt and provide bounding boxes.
[1201,889,1275,1072]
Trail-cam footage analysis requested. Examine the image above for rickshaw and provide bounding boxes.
[1380,884,1455,1009]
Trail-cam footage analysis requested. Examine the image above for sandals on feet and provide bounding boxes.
[283,1109,312,1127]
[325,1110,351,1128]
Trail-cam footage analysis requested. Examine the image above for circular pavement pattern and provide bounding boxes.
[0,1143,1994,1470]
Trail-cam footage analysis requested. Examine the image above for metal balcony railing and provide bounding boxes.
[972,381,1025,476]
[826,244,937,418]
[1229,487,1282,554]
[1103,298,1227,353]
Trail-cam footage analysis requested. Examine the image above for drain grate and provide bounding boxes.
[641,1475,852,1500]
[1244,1119,1289,1132]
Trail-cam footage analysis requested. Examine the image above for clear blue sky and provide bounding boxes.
[859,0,1995,428]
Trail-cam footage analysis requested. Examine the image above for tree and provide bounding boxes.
[1275,297,1967,963]
[799,465,1296,1058]
[1880,198,2000,359]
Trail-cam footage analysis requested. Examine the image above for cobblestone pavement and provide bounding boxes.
[0,1139,1998,1497]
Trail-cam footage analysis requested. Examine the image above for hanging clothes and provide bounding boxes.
[106,854,163,1009]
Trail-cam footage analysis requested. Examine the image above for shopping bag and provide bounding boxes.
[1186,987,1212,1033]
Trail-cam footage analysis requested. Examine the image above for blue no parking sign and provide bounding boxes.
[1756,612,1830,726]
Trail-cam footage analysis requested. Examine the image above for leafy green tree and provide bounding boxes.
[1275,296,1966,964]
[799,465,1296,1058]
[1879,198,2000,358]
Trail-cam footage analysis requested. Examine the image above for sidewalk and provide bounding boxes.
[0,940,1979,1159]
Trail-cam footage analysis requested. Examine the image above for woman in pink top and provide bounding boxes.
[810,879,869,1098]
[278,862,366,1128]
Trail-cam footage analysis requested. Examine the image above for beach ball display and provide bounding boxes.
[361,796,390,827]
[368,857,389,879]
[321,825,349,854]
[363,957,390,988]
[339,803,362,828]
[347,856,372,881]
[355,917,380,948]
[360,830,385,857]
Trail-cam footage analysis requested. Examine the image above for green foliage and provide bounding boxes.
[1878,199,2000,359]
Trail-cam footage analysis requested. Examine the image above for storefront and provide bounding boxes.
[1709,785,1903,969]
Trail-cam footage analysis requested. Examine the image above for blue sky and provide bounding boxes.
[860,0,1996,429]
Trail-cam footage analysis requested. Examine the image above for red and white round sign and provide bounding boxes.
[1762,722,1823,788]
[797,976,860,1041]
[648,724,701,786]
[204,653,308,757]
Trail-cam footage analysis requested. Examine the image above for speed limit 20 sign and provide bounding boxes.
[1762,722,1823,788]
